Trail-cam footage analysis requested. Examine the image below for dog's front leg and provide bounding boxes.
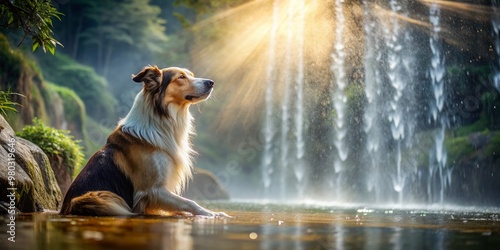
[137,188,228,217]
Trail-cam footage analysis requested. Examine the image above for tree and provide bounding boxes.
[74,0,168,77]
[0,0,62,54]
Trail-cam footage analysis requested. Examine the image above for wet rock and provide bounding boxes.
[0,115,62,213]
[184,168,229,201]
[47,153,72,198]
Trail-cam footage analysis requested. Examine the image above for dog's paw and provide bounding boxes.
[193,208,230,218]
[213,211,231,218]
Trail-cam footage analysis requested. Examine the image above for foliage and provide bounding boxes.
[0,89,22,116]
[0,0,62,54]
[53,0,168,77]
[35,52,117,122]
[17,118,84,177]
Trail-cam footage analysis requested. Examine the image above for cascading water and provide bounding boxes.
[293,0,306,199]
[261,0,306,199]
[278,0,294,199]
[261,0,279,198]
[363,0,384,203]
[385,0,408,204]
[428,2,448,204]
[331,0,348,201]
[259,0,496,206]
[493,0,500,92]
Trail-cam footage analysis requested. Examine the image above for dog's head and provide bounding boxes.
[132,65,214,113]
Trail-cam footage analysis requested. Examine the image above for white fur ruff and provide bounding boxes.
[118,90,194,195]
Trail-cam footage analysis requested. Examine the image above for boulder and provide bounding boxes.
[184,168,230,200]
[0,115,62,213]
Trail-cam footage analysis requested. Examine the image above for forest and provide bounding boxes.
[1,0,500,203]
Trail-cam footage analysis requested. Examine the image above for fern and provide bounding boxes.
[0,90,24,116]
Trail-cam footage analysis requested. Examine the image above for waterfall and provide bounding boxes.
[293,0,306,198]
[385,0,410,204]
[363,0,384,202]
[428,2,448,204]
[278,0,296,199]
[261,0,280,198]
[256,0,494,205]
[331,0,348,201]
[261,0,306,200]
[493,0,500,92]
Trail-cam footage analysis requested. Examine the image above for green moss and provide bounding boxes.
[47,83,86,130]
[17,118,84,177]
[454,116,488,137]
[445,136,474,166]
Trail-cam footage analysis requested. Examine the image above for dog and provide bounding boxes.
[60,66,227,217]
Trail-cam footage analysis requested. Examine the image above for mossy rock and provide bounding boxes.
[0,114,62,213]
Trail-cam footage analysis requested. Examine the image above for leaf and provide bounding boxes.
[7,14,14,25]
[47,44,55,55]
[32,41,39,52]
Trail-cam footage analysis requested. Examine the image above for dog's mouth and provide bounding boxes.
[185,89,213,102]
[185,95,199,101]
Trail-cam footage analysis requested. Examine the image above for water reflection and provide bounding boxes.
[2,203,499,250]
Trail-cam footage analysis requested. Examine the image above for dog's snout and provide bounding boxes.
[204,80,214,88]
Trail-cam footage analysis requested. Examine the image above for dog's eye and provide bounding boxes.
[179,74,186,79]
[147,73,154,77]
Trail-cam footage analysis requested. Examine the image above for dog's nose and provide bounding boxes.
[204,80,214,88]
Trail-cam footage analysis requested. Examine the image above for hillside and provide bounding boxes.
[0,34,114,167]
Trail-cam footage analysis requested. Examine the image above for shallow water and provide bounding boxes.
[2,201,500,250]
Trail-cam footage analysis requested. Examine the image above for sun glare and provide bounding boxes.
[191,0,333,131]
[189,0,496,133]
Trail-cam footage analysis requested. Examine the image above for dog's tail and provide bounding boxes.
[61,191,135,216]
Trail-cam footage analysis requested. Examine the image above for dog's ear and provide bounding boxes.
[160,69,175,91]
[132,65,161,85]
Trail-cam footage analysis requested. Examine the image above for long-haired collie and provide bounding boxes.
[60,66,227,217]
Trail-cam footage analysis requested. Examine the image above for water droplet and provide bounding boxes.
[249,232,258,240]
